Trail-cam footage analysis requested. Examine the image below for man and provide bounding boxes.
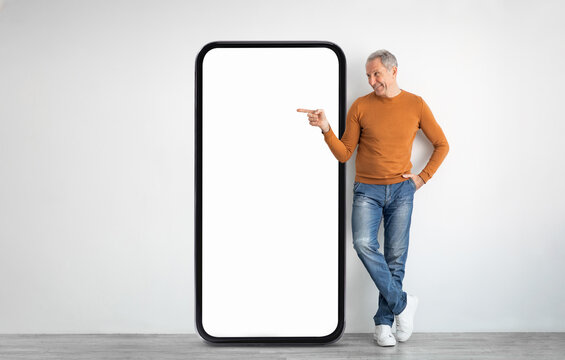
[297,50,449,347]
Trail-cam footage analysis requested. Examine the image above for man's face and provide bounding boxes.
[366,58,398,97]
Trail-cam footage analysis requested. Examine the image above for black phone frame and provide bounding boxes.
[195,40,346,344]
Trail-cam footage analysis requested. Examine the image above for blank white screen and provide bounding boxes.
[201,46,340,337]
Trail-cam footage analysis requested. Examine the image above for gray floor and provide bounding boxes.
[1,333,564,360]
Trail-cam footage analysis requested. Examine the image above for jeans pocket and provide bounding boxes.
[353,181,361,192]
[409,178,417,191]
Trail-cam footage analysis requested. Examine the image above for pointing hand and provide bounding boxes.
[297,108,330,133]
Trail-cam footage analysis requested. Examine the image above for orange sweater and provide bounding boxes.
[323,89,449,185]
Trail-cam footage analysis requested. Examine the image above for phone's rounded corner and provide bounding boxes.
[317,41,346,65]
[195,320,221,344]
[195,41,223,67]
[322,318,345,345]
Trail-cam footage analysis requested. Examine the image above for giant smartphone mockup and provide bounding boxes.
[195,41,346,344]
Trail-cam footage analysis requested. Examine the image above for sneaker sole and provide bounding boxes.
[373,333,397,347]
[374,338,396,347]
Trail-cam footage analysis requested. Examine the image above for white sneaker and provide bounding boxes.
[373,324,397,347]
[395,294,419,342]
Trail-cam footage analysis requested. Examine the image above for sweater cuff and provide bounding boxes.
[418,172,429,184]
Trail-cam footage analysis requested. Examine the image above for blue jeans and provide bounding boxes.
[352,178,416,326]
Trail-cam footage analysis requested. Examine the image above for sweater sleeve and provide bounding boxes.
[322,100,361,163]
[418,97,449,183]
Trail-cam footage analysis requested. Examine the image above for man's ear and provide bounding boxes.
[391,66,398,78]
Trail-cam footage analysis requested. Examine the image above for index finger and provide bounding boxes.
[296,108,315,113]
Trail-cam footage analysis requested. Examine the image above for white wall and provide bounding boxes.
[1,0,564,334]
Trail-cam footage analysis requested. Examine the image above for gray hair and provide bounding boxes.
[366,49,398,71]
